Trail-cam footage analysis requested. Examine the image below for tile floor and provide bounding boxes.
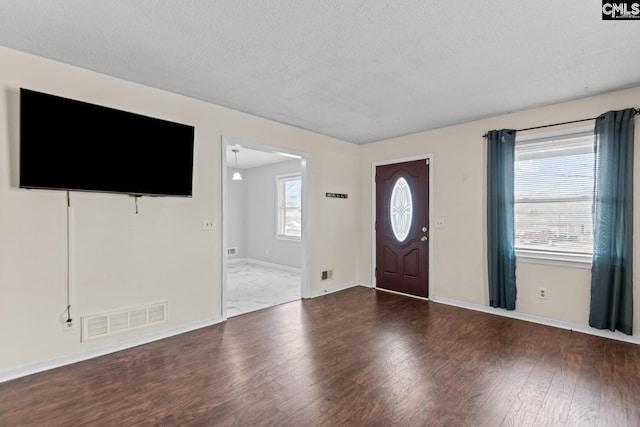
[226,260,301,317]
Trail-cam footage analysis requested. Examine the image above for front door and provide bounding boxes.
[375,159,429,297]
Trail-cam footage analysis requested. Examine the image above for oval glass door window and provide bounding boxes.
[390,177,413,242]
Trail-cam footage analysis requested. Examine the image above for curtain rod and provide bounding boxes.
[482,108,640,138]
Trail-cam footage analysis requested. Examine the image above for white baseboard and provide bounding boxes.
[309,281,368,298]
[430,295,640,345]
[0,316,223,384]
[228,258,301,273]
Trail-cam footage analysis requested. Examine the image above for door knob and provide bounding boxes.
[422,226,427,232]
[421,236,428,242]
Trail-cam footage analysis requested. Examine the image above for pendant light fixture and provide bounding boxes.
[231,149,242,181]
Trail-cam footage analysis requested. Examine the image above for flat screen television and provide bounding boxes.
[20,88,195,197]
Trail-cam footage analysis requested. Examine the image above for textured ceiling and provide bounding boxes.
[1,1,639,144]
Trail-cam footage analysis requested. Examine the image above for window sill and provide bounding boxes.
[276,235,301,242]
[516,249,591,269]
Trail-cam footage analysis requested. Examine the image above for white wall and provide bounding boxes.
[226,168,245,258]
[243,159,302,268]
[0,46,360,374]
[359,86,640,334]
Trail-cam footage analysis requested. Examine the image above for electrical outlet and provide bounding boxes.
[435,219,445,228]
[202,218,215,231]
[321,270,332,281]
[538,287,547,299]
[60,309,77,332]
[63,318,77,332]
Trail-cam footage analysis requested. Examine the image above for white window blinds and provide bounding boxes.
[514,129,596,255]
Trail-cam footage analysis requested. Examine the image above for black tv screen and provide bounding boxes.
[20,88,195,197]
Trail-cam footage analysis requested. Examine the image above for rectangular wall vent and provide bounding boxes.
[109,312,128,333]
[86,316,108,339]
[227,247,238,256]
[82,301,167,342]
[148,305,165,323]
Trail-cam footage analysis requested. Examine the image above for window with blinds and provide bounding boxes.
[514,127,595,257]
[277,174,302,239]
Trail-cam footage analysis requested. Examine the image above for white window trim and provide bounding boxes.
[516,249,592,269]
[514,124,595,268]
[276,173,302,241]
[515,124,594,143]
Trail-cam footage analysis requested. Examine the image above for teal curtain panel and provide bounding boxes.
[589,109,635,335]
[487,129,517,310]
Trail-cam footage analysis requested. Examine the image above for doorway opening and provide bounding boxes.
[372,155,433,299]
[222,137,310,318]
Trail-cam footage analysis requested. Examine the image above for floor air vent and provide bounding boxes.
[82,301,168,342]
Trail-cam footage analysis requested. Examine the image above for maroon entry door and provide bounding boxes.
[375,159,429,297]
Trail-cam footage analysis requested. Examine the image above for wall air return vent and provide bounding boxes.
[82,301,168,342]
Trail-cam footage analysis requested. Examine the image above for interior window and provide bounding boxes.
[277,174,302,239]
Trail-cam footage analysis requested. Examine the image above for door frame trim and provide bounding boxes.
[371,154,434,298]
[221,136,311,320]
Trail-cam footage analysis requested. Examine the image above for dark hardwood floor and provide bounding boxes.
[1,287,639,426]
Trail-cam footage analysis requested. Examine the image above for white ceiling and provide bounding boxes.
[226,145,295,169]
[1,1,639,144]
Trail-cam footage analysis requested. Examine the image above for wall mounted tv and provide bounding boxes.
[19,88,195,197]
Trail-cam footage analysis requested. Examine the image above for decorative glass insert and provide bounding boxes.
[390,177,413,242]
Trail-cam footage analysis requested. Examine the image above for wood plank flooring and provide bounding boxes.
[1,287,639,426]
